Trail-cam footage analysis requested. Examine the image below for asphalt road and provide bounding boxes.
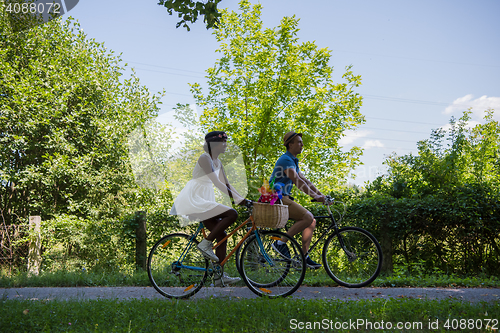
[2,286,499,302]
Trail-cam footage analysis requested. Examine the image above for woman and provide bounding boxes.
[170,131,248,286]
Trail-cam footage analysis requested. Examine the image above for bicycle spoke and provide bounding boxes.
[148,233,208,299]
[240,230,305,298]
[322,227,382,288]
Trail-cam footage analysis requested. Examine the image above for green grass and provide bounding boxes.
[2,297,499,332]
[3,265,499,332]
[2,266,500,288]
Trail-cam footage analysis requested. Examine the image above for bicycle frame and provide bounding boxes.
[173,215,275,273]
[304,201,350,257]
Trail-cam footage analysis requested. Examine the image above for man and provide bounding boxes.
[269,131,326,269]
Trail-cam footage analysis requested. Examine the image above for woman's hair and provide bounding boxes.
[205,131,227,143]
[204,131,227,156]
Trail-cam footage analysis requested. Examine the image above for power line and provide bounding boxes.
[360,146,416,151]
[149,89,192,97]
[365,116,443,126]
[360,136,420,143]
[122,60,479,115]
[330,49,500,68]
[131,67,204,79]
[360,126,431,134]
[363,94,451,107]
[126,61,206,75]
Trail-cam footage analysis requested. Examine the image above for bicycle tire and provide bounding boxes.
[147,233,208,299]
[322,227,382,288]
[236,233,285,287]
[235,234,252,274]
[239,230,306,298]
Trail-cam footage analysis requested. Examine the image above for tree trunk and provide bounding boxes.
[379,217,393,275]
[28,216,42,275]
[135,211,147,271]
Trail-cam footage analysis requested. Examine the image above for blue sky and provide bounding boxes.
[69,0,500,186]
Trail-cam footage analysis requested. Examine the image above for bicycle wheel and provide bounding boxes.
[322,227,382,288]
[239,230,306,298]
[147,233,208,299]
[235,233,252,275]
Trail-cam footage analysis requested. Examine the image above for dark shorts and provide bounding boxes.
[282,196,310,221]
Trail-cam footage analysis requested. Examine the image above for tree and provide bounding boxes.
[1,0,81,33]
[158,0,222,30]
[189,0,364,196]
[0,16,163,224]
[371,109,500,198]
[362,109,500,275]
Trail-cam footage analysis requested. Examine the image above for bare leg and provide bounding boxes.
[203,219,228,263]
[284,212,315,254]
[198,206,238,263]
[300,219,316,254]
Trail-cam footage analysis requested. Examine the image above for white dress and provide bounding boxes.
[170,153,223,226]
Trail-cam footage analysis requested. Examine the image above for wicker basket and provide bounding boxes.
[252,201,289,228]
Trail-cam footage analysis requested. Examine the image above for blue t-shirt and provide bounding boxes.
[269,151,300,196]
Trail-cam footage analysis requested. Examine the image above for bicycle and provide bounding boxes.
[147,203,306,299]
[235,195,383,288]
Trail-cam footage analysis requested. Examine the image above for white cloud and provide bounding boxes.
[362,140,384,149]
[445,95,500,120]
[339,130,370,145]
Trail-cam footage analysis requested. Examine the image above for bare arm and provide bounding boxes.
[284,168,325,202]
[197,155,245,204]
[298,171,323,197]
[218,165,245,204]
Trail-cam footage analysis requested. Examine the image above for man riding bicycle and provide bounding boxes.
[269,131,326,269]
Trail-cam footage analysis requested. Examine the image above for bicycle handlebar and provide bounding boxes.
[243,199,254,209]
[311,195,334,204]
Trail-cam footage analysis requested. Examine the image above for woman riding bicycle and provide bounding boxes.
[170,131,249,285]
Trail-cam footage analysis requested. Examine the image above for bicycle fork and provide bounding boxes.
[253,230,275,267]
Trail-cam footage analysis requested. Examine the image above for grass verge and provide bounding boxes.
[2,297,499,332]
[2,268,499,288]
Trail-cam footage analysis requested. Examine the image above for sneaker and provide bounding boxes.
[272,241,291,259]
[305,256,322,269]
[214,273,241,287]
[197,239,219,262]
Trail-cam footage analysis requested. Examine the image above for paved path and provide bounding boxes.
[2,286,499,302]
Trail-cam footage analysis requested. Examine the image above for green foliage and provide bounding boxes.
[158,0,222,30]
[354,110,500,275]
[36,215,132,272]
[0,16,163,223]
[190,0,364,196]
[345,190,500,275]
[370,109,500,197]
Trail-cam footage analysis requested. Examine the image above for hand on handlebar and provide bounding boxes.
[311,195,334,205]
[239,199,254,208]
[311,194,326,203]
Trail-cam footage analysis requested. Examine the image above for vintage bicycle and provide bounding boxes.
[147,202,306,299]
[236,195,383,288]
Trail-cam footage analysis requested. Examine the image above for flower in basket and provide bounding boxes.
[269,182,284,205]
[258,179,273,203]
